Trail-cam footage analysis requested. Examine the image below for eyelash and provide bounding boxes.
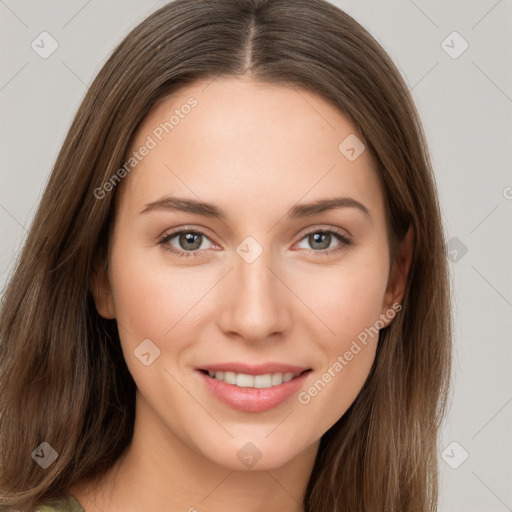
[158,226,353,259]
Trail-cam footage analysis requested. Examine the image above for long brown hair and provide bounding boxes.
[0,1,452,510]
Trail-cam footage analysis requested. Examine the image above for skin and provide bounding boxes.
[68,75,413,512]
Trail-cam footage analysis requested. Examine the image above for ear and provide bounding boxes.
[90,261,116,319]
[381,225,414,321]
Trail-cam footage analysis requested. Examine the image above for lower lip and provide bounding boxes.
[196,370,311,413]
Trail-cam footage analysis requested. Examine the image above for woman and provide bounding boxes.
[0,0,452,510]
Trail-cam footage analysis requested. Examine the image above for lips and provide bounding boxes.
[195,362,312,412]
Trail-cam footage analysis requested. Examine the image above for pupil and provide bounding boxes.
[311,232,330,250]
[180,232,201,250]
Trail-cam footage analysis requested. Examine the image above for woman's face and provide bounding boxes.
[94,76,406,471]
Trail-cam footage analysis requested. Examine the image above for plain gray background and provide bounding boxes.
[0,1,511,510]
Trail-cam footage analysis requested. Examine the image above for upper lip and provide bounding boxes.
[197,362,311,375]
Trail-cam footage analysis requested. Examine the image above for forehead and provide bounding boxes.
[117,77,386,224]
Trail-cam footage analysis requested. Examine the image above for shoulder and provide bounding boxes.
[31,494,85,512]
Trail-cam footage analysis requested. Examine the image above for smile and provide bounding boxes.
[200,369,306,388]
[195,364,312,413]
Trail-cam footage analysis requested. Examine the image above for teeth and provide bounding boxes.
[224,371,236,385]
[254,374,272,388]
[205,370,299,388]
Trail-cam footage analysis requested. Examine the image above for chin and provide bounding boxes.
[193,433,314,472]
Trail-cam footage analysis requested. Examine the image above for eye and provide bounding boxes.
[158,228,216,258]
[295,228,353,257]
[158,226,353,259]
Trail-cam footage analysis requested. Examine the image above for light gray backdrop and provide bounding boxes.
[0,1,511,511]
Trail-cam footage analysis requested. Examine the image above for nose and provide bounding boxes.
[216,247,292,344]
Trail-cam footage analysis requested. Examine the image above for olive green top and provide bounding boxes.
[32,495,85,512]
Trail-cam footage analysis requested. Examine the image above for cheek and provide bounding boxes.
[289,253,388,429]
[107,245,209,415]
[292,250,390,347]
[110,251,212,335]
[310,269,385,328]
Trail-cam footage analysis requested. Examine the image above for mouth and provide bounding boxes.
[195,364,313,413]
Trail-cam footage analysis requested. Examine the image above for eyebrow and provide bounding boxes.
[140,195,371,219]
